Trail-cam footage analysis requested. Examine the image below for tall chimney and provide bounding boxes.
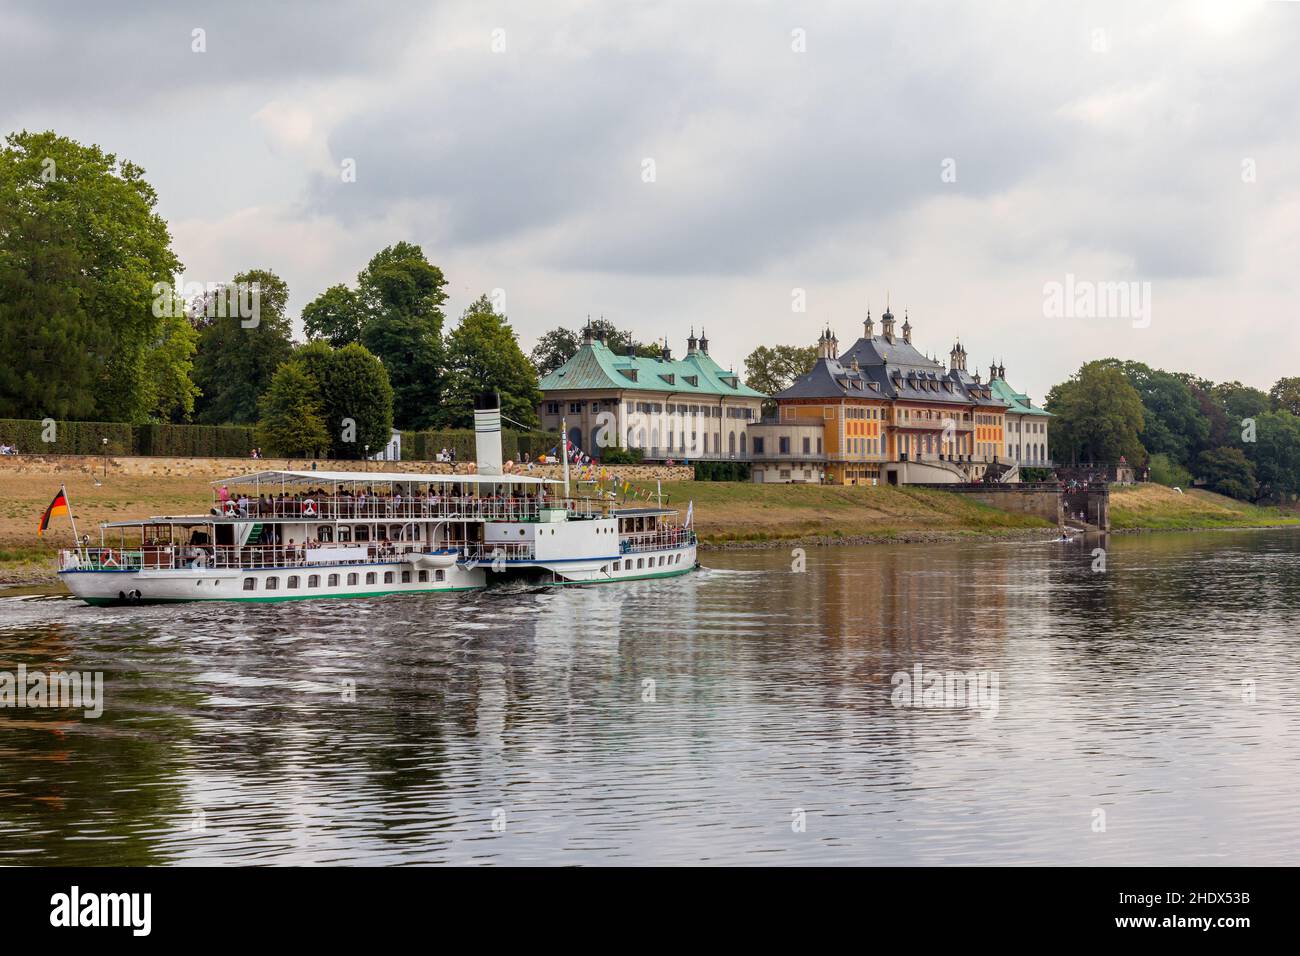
[473,392,503,476]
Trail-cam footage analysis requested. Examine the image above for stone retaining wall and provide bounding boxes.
[0,454,692,483]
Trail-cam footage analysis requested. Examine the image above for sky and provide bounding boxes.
[3,0,1298,403]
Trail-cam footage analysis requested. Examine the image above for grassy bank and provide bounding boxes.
[651,481,1051,544]
[1109,483,1300,531]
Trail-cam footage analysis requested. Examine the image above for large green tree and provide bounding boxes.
[442,294,541,428]
[1268,377,1300,417]
[255,362,329,457]
[1245,410,1300,501]
[192,269,294,424]
[302,283,363,348]
[1212,381,1270,432]
[744,344,817,413]
[1109,360,1207,467]
[319,342,394,458]
[0,130,183,422]
[530,318,659,376]
[355,242,447,430]
[1045,361,1146,464]
[144,311,201,422]
[1196,446,1257,501]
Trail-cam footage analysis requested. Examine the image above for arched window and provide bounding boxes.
[739,432,747,456]
[728,432,736,457]
[568,427,582,451]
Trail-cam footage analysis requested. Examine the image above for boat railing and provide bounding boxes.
[460,542,535,564]
[618,529,696,554]
[212,495,607,523]
[60,543,435,573]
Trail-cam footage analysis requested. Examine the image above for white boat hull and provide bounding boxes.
[60,561,486,605]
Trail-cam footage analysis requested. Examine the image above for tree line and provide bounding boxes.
[0,131,543,458]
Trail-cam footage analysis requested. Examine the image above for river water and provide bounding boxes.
[2,529,1298,866]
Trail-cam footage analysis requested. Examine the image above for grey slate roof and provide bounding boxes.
[775,332,1008,409]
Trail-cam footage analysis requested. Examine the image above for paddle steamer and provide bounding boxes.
[57,398,696,605]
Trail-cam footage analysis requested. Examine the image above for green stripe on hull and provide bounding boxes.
[81,585,481,606]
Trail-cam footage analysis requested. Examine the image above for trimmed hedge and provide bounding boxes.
[0,418,134,455]
[136,423,254,458]
[694,461,751,482]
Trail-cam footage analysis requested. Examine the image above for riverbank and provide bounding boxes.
[2,468,1295,585]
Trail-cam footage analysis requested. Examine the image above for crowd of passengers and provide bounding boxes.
[211,485,551,518]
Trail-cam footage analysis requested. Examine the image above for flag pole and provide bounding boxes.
[63,483,82,553]
[561,416,571,498]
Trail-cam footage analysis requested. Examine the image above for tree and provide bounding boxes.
[1268,377,1300,417]
[1213,381,1270,425]
[1196,446,1257,501]
[1109,360,1207,467]
[302,284,363,347]
[529,318,659,375]
[442,294,541,428]
[530,326,580,376]
[320,343,394,458]
[744,344,817,413]
[144,312,201,422]
[355,242,448,430]
[1245,410,1300,501]
[192,269,294,424]
[0,130,183,422]
[255,363,329,457]
[1045,361,1146,464]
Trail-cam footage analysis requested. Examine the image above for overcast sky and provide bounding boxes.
[3,0,1298,402]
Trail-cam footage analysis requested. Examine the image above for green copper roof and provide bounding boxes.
[989,376,1052,416]
[539,340,765,398]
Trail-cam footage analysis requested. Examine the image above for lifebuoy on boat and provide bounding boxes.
[302,498,318,517]
[102,549,119,568]
[223,500,237,516]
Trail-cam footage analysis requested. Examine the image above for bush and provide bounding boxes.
[600,446,644,465]
[694,460,751,481]
[1020,466,1055,483]
[1148,452,1192,489]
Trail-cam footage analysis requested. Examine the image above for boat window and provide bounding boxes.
[308,575,320,588]
[354,526,370,542]
[377,526,388,541]
[401,571,411,583]
[328,574,339,587]
[338,527,351,543]
[365,572,377,585]
[347,573,358,586]
[317,526,332,542]
[265,577,279,590]
[243,578,256,590]
[637,559,644,569]
[288,576,300,588]
[384,571,394,584]
[418,570,429,582]
[435,570,445,582]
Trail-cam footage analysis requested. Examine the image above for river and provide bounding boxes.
[2,529,1298,865]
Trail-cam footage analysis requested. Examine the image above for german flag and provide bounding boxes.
[37,487,69,536]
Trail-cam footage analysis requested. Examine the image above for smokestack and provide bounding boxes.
[474,392,503,476]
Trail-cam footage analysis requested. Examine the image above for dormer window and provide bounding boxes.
[660,373,675,385]
[684,375,698,386]
[619,368,638,382]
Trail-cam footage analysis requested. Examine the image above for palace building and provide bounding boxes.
[537,324,765,460]
[752,307,1047,485]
